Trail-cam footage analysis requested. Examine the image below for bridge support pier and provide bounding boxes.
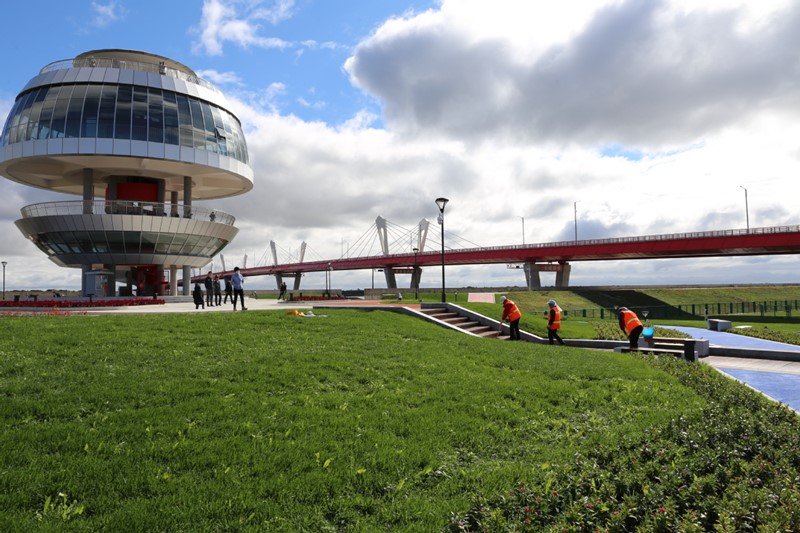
[555,261,571,287]
[276,273,302,291]
[410,266,422,290]
[523,262,541,290]
[522,261,571,289]
[383,267,397,289]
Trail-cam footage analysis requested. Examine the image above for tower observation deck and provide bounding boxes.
[0,49,253,297]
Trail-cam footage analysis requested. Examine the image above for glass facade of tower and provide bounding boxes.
[1,84,248,165]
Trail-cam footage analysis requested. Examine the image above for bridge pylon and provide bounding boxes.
[271,240,306,290]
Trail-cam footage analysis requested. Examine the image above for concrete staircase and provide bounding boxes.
[419,305,512,340]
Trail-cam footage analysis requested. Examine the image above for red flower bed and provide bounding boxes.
[289,295,348,301]
[0,298,165,308]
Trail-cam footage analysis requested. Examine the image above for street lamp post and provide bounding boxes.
[412,247,419,300]
[574,201,578,241]
[1,261,6,300]
[739,186,750,231]
[519,216,525,245]
[435,197,449,303]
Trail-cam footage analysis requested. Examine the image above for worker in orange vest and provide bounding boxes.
[500,295,522,340]
[618,307,644,349]
[546,299,566,345]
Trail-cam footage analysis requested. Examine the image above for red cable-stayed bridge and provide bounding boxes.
[196,217,800,290]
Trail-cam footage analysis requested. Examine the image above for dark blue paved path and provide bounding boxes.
[719,369,800,411]
[658,325,800,412]
[658,325,800,351]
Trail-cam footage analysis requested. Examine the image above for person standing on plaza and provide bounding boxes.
[223,276,233,304]
[546,299,566,345]
[500,295,522,340]
[231,266,247,311]
[278,281,287,301]
[213,275,222,306]
[618,307,644,349]
[193,282,205,309]
[204,271,214,307]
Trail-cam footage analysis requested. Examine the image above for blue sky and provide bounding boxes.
[2,0,800,291]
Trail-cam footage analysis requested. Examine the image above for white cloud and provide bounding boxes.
[4,0,800,291]
[193,0,292,56]
[196,69,243,86]
[215,0,800,290]
[90,0,125,28]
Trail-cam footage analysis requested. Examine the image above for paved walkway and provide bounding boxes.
[659,325,800,412]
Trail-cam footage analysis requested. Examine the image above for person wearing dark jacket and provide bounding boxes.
[193,283,205,309]
[204,271,214,307]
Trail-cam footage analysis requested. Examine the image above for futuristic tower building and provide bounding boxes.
[0,49,253,297]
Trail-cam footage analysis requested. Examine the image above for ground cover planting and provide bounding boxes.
[0,308,798,531]
[0,297,164,309]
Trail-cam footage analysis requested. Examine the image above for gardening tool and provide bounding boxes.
[642,310,654,338]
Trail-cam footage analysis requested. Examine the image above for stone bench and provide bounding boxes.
[707,319,732,331]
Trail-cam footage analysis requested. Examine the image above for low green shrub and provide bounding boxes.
[447,355,800,532]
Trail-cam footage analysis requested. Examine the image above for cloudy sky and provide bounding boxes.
[2,0,800,291]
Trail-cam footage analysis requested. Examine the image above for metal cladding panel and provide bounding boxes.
[147,72,162,88]
[103,69,120,83]
[51,69,68,84]
[22,140,34,157]
[96,138,113,154]
[162,76,176,92]
[165,144,180,160]
[133,70,148,86]
[130,140,147,157]
[148,143,165,159]
[79,138,96,154]
[180,146,194,162]
[75,67,92,82]
[113,139,131,155]
[34,140,48,155]
[118,69,134,84]
[63,68,79,83]
[63,138,80,154]
[89,68,105,83]
[46,138,62,155]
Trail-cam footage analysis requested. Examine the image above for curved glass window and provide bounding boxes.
[31,230,228,257]
[2,83,249,165]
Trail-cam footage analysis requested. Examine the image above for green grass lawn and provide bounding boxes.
[1,309,798,531]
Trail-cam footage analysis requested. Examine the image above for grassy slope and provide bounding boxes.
[0,310,702,531]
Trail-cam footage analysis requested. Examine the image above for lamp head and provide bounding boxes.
[435,197,449,212]
[413,247,419,253]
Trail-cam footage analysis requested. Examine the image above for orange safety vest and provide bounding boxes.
[620,309,643,335]
[502,299,522,322]
[548,306,561,330]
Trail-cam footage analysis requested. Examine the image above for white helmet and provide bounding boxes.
[500,295,507,303]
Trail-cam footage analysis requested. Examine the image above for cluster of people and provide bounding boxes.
[499,295,565,345]
[193,267,247,311]
[499,296,644,349]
